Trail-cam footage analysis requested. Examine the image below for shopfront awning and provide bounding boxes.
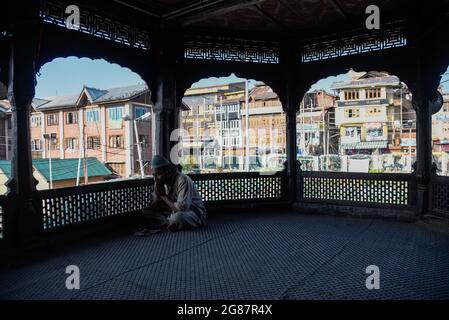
[341,141,388,150]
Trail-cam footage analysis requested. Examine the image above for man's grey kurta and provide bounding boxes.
[165,171,207,227]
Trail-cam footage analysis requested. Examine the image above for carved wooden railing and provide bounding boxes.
[189,171,288,206]
[35,178,154,231]
[297,170,417,209]
[430,174,449,218]
[32,171,288,232]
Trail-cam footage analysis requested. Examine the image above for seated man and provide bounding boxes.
[135,155,207,236]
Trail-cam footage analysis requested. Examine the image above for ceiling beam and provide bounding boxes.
[113,0,161,19]
[163,0,268,26]
[254,4,287,31]
[326,0,348,19]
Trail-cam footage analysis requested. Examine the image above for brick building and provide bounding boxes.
[27,84,153,179]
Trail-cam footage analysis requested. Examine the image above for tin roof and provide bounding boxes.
[35,84,149,110]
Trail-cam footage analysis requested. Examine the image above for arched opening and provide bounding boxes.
[179,74,286,173]
[432,66,449,176]
[0,57,153,193]
[297,69,415,174]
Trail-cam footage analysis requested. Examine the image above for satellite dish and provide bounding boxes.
[430,91,444,115]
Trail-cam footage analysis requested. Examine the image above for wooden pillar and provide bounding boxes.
[280,41,301,203]
[413,94,432,215]
[6,3,42,245]
[406,19,443,217]
[150,34,181,160]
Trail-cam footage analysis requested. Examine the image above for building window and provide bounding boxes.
[65,138,78,150]
[65,112,78,124]
[30,115,42,127]
[47,113,58,126]
[108,106,124,121]
[223,136,241,147]
[139,135,149,148]
[366,88,381,99]
[108,162,125,177]
[344,90,359,100]
[134,106,148,119]
[86,109,100,123]
[344,108,360,118]
[367,107,382,115]
[87,136,101,149]
[109,135,124,148]
[31,139,43,151]
[49,137,59,150]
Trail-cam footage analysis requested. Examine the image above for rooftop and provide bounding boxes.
[34,84,149,110]
[0,158,112,181]
[331,71,402,90]
[1,212,448,299]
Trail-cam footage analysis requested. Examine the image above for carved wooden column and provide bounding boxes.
[413,93,432,215]
[150,34,181,160]
[6,3,42,245]
[406,18,445,217]
[280,41,301,203]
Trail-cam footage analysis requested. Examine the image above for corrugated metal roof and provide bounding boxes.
[0,160,12,179]
[36,84,149,110]
[331,74,400,90]
[84,87,108,101]
[0,158,112,181]
[249,85,278,101]
[37,93,79,109]
[32,157,112,181]
[32,98,51,109]
[94,84,148,103]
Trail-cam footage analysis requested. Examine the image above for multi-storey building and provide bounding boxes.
[181,82,295,171]
[180,82,245,170]
[28,84,153,179]
[432,92,449,175]
[240,84,286,170]
[0,100,12,161]
[297,90,337,156]
[331,71,414,156]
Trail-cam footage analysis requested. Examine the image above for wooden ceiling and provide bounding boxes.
[37,0,449,38]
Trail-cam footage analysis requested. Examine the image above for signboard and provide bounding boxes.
[365,123,385,141]
[401,138,416,147]
[337,99,389,107]
[341,127,360,144]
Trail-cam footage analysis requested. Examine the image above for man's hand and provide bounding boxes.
[154,181,166,197]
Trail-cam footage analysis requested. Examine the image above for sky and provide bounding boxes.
[35,57,449,98]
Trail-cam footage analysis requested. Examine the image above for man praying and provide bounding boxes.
[135,155,207,236]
